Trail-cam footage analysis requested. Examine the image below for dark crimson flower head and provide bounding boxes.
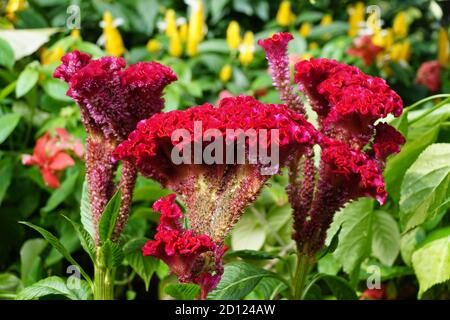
[114,95,318,242]
[321,138,387,204]
[295,58,403,147]
[258,32,304,112]
[53,50,177,142]
[257,32,293,60]
[258,33,406,254]
[143,194,225,299]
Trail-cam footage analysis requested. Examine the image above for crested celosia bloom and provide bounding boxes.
[415,60,442,92]
[347,35,383,66]
[22,128,84,188]
[143,194,225,300]
[258,32,305,113]
[115,95,318,295]
[54,51,176,243]
[259,32,405,255]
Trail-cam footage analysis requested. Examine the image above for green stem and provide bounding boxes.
[410,97,450,125]
[293,252,311,300]
[405,94,450,111]
[94,251,114,300]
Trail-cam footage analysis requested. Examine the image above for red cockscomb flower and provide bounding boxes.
[114,95,318,241]
[347,35,383,66]
[53,51,177,242]
[259,32,405,255]
[54,50,177,141]
[22,128,84,188]
[143,194,225,299]
[295,58,403,147]
[416,60,442,92]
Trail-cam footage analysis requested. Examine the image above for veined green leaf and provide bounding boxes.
[400,143,450,231]
[19,221,92,288]
[98,190,121,243]
[0,113,21,144]
[165,283,200,300]
[16,276,91,300]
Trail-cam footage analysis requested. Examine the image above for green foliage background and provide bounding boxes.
[0,0,449,300]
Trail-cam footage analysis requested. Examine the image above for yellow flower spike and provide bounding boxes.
[389,40,410,62]
[146,39,161,53]
[5,0,26,21]
[219,64,232,82]
[299,22,311,38]
[226,20,241,50]
[276,0,296,27]
[169,29,183,57]
[438,27,449,66]
[347,1,365,37]
[309,42,319,50]
[401,40,411,61]
[70,29,81,40]
[186,0,205,57]
[367,11,381,35]
[393,11,408,38]
[102,11,125,57]
[41,46,64,65]
[239,31,254,66]
[164,9,177,37]
[179,23,188,42]
[320,14,333,26]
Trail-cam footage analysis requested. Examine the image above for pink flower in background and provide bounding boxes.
[416,60,442,92]
[347,35,383,66]
[22,128,84,188]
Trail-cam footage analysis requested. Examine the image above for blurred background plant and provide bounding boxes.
[0,0,449,300]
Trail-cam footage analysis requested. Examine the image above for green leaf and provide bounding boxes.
[20,239,47,286]
[333,199,374,275]
[123,238,158,291]
[0,113,21,144]
[412,236,450,298]
[80,179,95,240]
[224,250,278,260]
[16,65,39,98]
[231,209,266,251]
[400,143,450,231]
[19,221,92,287]
[0,28,60,60]
[98,190,121,243]
[62,215,96,263]
[208,262,276,300]
[384,125,440,201]
[16,276,91,300]
[0,37,14,69]
[371,211,400,266]
[42,78,72,102]
[165,283,200,300]
[400,227,426,266]
[317,254,341,276]
[321,275,358,300]
[100,240,124,269]
[0,157,13,206]
[0,273,21,296]
[42,170,79,213]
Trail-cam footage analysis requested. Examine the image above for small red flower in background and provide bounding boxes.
[22,128,84,188]
[416,60,442,92]
[347,35,383,67]
[360,285,388,300]
[143,194,226,299]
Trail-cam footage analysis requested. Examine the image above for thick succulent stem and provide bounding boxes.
[93,249,114,300]
[293,250,313,300]
[112,160,138,242]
